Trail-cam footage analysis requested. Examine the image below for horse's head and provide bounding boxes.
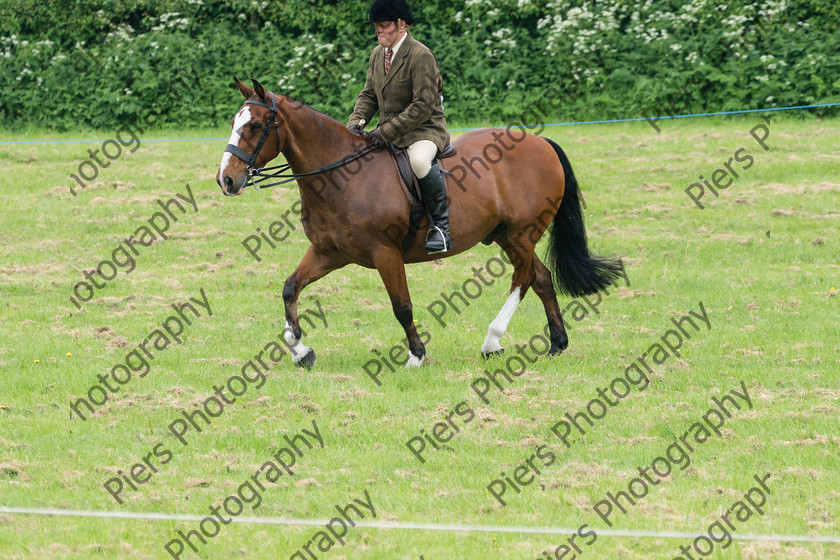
[217,78,284,196]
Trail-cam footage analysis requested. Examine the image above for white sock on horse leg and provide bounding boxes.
[481,287,522,354]
[284,321,313,363]
[406,352,425,366]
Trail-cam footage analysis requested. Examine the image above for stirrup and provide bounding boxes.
[425,226,449,254]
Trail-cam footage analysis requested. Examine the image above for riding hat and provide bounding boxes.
[367,0,414,25]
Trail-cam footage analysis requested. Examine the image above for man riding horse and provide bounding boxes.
[216,0,622,367]
[347,0,452,255]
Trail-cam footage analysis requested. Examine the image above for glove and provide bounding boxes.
[348,124,364,135]
[369,128,384,146]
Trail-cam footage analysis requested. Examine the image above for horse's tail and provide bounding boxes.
[543,138,623,297]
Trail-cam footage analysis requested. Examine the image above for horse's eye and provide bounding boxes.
[250,122,263,132]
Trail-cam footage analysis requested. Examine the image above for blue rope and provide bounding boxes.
[2,102,838,145]
[449,101,840,131]
[0,137,229,145]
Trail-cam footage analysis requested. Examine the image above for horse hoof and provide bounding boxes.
[296,349,317,369]
[547,343,567,356]
[481,348,505,360]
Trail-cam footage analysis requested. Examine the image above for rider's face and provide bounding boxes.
[375,20,404,49]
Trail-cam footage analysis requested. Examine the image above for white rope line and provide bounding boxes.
[1,507,838,544]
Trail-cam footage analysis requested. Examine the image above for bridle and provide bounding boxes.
[224,92,380,191]
[224,93,281,183]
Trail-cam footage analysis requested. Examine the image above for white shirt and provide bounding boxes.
[387,32,409,60]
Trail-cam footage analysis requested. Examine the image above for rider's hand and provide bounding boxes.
[369,128,384,145]
[348,124,364,135]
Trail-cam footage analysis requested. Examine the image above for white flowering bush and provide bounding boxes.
[0,0,837,129]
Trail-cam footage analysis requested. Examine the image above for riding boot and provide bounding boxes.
[417,161,452,254]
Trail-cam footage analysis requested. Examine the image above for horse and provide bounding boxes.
[216,78,622,369]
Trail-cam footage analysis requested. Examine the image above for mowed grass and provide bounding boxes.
[0,115,838,560]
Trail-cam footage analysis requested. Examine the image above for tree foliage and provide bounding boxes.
[1,0,837,130]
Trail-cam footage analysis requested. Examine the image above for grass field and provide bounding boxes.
[1,114,838,560]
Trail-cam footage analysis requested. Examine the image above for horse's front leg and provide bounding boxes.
[372,248,426,366]
[282,246,340,369]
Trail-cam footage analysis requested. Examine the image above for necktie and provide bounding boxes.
[384,48,393,74]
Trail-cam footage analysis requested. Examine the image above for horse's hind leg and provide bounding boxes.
[282,246,341,369]
[480,241,535,358]
[481,243,567,358]
[531,255,569,355]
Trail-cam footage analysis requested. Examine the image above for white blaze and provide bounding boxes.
[219,106,252,179]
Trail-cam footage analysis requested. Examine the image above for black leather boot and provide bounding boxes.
[417,161,452,254]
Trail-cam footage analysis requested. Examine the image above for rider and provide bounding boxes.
[347,0,452,254]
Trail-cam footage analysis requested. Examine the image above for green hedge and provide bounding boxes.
[1,0,838,130]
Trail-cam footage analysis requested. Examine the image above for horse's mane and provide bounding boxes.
[272,92,358,139]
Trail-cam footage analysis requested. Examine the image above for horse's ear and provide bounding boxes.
[234,76,254,99]
[251,79,267,102]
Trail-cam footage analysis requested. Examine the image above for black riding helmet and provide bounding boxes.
[367,0,414,24]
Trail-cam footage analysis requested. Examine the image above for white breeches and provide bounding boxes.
[406,140,438,179]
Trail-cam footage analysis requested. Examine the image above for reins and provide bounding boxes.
[248,142,380,191]
[224,92,381,191]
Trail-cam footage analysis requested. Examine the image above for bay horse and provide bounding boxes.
[216,79,622,368]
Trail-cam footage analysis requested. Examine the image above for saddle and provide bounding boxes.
[387,136,457,254]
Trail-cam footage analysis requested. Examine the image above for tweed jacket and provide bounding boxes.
[348,33,448,152]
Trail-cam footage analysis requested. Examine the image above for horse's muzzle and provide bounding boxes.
[218,174,242,196]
